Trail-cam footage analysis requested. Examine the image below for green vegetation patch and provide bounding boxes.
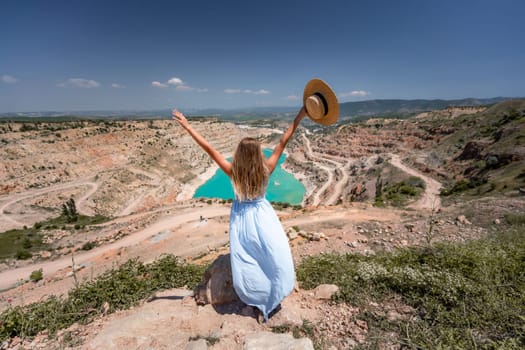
[0,255,205,341]
[505,213,525,226]
[296,227,525,348]
[0,214,111,262]
[0,227,46,261]
[375,176,425,207]
[440,177,488,196]
[271,201,302,211]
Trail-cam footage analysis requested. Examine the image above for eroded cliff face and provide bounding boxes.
[0,119,256,220]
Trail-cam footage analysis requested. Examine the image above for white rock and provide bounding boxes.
[311,233,321,241]
[313,284,339,300]
[456,215,471,225]
[287,231,298,240]
[243,331,313,350]
[185,338,208,350]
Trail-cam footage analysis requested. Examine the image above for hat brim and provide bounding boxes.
[303,79,339,126]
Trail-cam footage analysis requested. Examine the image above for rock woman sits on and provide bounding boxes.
[172,107,306,321]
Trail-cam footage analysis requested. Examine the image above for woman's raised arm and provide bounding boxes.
[266,107,307,174]
[172,109,232,177]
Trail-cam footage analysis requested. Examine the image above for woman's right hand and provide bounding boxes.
[294,106,307,123]
[172,109,190,129]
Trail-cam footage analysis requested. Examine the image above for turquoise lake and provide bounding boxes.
[193,149,305,204]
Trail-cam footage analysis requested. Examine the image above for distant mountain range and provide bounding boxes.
[0,97,518,121]
[338,97,512,119]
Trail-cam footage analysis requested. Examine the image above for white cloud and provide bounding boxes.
[70,78,100,88]
[176,85,208,92]
[225,88,242,94]
[152,77,207,92]
[339,90,369,98]
[111,83,125,88]
[284,95,300,100]
[167,77,184,86]
[152,81,168,88]
[225,88,270,95]
[59,78,100,88]
[176,85,193,91]
[2,75,18,84]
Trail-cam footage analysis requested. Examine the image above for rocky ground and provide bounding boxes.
[0,106,523,349]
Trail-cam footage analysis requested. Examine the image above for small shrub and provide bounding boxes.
[15,250,32,260]
[30,269,43,283]
[189,335,220,346]
[81,241,96,251]
[441,177,488,196]
[22,238,32,249]
[505,213,525,226]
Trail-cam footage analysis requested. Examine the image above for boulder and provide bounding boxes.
[184,339,208,350]
[311,232,322,241]
[456,215,471,225]
[243,331,314,350]
[287,230,298,240]
[313,284,339,300]
[456,141,484,161]
[194,254,240,306]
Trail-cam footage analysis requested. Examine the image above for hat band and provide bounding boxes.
[314,92,328,116]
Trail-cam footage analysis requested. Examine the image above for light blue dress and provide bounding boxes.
[229,195,295,320]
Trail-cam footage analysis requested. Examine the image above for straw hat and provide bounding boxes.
[303,78,339,126]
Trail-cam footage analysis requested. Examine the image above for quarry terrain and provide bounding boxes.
[0,100,524,349]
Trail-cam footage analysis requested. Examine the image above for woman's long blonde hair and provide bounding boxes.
[231,137,269,201]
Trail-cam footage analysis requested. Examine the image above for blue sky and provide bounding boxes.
[1,0,524,112]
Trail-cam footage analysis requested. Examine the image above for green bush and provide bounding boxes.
[22,238,32,249]
[376,177,424,207]
[30,269,43,283]
[0,255,205,341]
[441,177,488,196]
[81,241,96,251]
[15,250,32,260]
[296,227,525,348]
[505,213,525,226]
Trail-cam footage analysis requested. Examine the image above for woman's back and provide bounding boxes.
[231,137,269,201]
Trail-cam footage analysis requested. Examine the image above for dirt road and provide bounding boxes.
[0,178,99,231]
[0,206,229,291]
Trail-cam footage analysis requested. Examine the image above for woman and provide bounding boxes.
[173,107,307,321]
